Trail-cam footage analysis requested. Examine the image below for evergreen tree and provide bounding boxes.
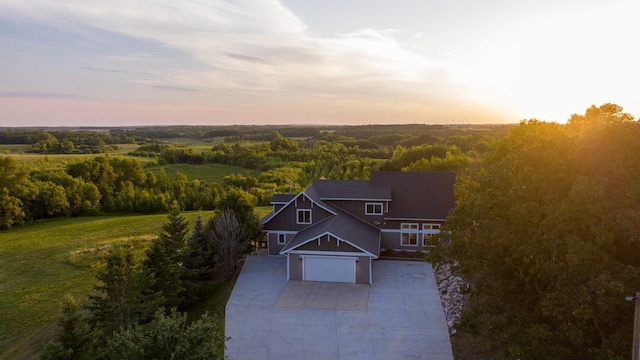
[89,246,157,333]
[40,295,95,360]
[184,214,214,278]
[158,201,189,258]
[142,201,189,309]
[181,215,214,306]
[143,239,184,309]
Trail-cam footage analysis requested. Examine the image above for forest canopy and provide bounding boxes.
[433,104,640,359]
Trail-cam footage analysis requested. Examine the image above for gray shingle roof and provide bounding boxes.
[312,180,391,200]
[270,194,296,204]
[371,171,455,220]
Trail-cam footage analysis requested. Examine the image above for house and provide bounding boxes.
[260,171,455,284]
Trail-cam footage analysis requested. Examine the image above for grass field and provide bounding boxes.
[146,163,261,183]
[160,137,223,151]
[0,144,151,168]
[0,211,226,359]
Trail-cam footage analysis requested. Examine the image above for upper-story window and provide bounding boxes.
[297,209,312,224]
[277,233,286,245]
[365,202,383,215]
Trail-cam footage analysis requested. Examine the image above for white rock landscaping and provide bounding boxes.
[433,262,467,335]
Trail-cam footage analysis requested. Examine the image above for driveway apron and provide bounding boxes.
[225,255,453,360]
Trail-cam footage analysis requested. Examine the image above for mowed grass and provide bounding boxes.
[0,211,216,359]
[146,163,261,183]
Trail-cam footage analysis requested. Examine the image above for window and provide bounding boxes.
[401,223,419,246]
[365,202,383,215]
[277,233,286,245]
[366,202,383,215]
[297,209,311,224]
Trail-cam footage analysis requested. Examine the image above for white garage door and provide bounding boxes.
[303,256,356,283]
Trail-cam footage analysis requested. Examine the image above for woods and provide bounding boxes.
[433,104,640,359]
[0,124,495,230]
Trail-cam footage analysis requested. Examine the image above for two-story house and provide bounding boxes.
[260,171,455,284]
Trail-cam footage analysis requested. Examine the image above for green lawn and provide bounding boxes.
[0,211,219,359]
[146,163,261,183]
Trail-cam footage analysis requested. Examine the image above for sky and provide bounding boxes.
[0,0,638,127]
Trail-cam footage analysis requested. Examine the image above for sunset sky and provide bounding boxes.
[1,0,638,127]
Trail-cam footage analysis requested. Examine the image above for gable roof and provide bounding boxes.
[280,208,381,257]
[278,183,382,257]
[312,180,391,201]
[261,191,337,225]
[371,171,455,220]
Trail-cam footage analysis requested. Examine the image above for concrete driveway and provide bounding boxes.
[225,255,453,360]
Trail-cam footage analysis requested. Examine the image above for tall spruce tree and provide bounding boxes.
[158,201,189,258]
[89,246,157,333]
[181,215,214,306]
[143,201,188,309]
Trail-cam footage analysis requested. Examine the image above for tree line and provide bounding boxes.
[0,155,262,230]
[430,104,640,359]
[0,129,135,154]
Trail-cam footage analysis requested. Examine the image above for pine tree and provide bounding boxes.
[181,215,214,306]
[142,201,188,309]
[158,201,189,260]
[184,214,214,279]
[143,239,184,309]
[40,295,95,360]
[89,246,157,333]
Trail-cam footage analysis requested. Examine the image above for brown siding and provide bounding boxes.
[325,200,385,226]
[355,256,370,284]
[263,194,333,231]
[267,232,291,255]
[295,234,360,252]
[288,254,302,281]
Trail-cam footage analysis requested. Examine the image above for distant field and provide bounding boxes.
[0,144,31,154]
[146,163,261,183]
[0,144,149,168]
[159,137,222,151]
[0,211,218,359]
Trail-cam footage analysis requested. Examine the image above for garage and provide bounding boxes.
[302,256,356,283]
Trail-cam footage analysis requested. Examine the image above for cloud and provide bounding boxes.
[79,66,128,74]
[0,0,459,112]
[146,84,202,93]
[0,91,81,99]
[224,52,268,64]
